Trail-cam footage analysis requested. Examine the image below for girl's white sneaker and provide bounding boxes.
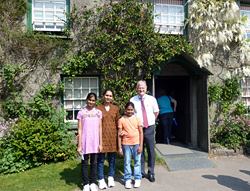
[98,179,107,190]
[125,180,132,189]
[134,179,141,188]
[82,184,90,191]
[108,176,115,187]
[90,183,98,191]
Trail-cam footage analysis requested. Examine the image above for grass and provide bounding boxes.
[0,151,165,191]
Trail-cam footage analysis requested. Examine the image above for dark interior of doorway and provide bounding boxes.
[155,76,191,145]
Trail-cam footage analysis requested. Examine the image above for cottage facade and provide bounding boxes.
[14,0,250,152]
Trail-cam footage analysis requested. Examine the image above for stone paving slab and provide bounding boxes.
[165,157,216,171]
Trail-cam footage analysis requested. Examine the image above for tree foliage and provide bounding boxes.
[187,0,250,75]
[62,0,193,109]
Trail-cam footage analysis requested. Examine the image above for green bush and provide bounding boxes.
[212,115,250,149]
[0,114,76,174]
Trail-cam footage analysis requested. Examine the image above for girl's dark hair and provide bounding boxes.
[87,92,97,100]
[125,102,134,109]
[103,89,114,97]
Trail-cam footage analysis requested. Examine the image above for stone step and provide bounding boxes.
[155,143,216,171]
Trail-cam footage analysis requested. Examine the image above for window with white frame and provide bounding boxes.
[241,6,250,40]
[63,77,99,122]
[154,0,184,35]
[32,0,67,31]
[241,78,250,106]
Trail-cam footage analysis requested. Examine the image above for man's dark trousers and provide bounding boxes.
[141,125,155,175]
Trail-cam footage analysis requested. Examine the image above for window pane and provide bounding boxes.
[34,11,43,20]
[162,5,168,14]
[169,6,176,15]
[74,101,81,109]
[90,78,97,87]
[56,3,65,10]
[176,7,183,15]
[65,79,73,88]
[66,111,73,120]
[82,101,86,107]
[45,11,54,20]
[65,90,72,98]
[162,15,168,24]
[34,2,43,9]
[169,16,176,24]
[56,12,65,21]
[74,78,81,88]
[56,25,65,29]
[82,89,89,99]
[169,26,176,32]
[91,89,98,95]
[34,24,44,29]
[74,110,80,120]
[162,26,168,32]
[243,88,248,96]
[74,89,81,98]
[155,5,161,13]
[155,15,161,23]
[176,16,183,25]
[45,23,55,29]
[82,78,89,88]
[65,100,73,109]
[45,2,54,9]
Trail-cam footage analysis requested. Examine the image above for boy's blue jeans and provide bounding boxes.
[97,152,116,180]
[122,144,142,182]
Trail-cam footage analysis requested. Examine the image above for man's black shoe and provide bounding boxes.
[142,173,148,178]
[148,174,155,182]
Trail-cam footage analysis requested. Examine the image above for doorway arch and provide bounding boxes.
[151,52,212,152]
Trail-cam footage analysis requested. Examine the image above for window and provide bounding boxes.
[241,6,250,40]
[154,0,184,35]
[242,78,250,106]
[63,77,99,122]
[31,0,67,31]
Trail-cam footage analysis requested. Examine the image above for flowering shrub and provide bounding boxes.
[213,115,250,150]
[0,108,76,174]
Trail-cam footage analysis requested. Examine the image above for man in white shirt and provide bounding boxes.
[130,80,159,182]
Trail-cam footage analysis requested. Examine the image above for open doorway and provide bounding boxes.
[155,76,191,145]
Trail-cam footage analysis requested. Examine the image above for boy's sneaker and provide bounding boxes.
[90,183,98,191]
[98,179,107,190]
[108,176,115,187]
[134,179,141,188]
[82,184,90,191]
[125,180,132,189]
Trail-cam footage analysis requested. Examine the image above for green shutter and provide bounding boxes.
[27,0,32,30]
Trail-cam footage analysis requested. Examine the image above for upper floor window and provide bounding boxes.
[32,0,67,31]
[154,0,184,35]
[63,77,99,122]
[240,5,250,40]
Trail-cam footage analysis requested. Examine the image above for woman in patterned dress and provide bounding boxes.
[96,89,120,189]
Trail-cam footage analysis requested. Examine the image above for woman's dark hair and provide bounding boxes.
[87,92,97,100]
[125,102,134,109]
[102,89,114,97]
[159,88,166,97]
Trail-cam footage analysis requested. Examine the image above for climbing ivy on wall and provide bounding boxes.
[62,0,193,109]
[208,76,242,115]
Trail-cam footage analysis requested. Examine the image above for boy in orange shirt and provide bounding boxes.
[118,102,143,189]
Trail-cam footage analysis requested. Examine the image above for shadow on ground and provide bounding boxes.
[203,174,250,190]
[239,170,250,176]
